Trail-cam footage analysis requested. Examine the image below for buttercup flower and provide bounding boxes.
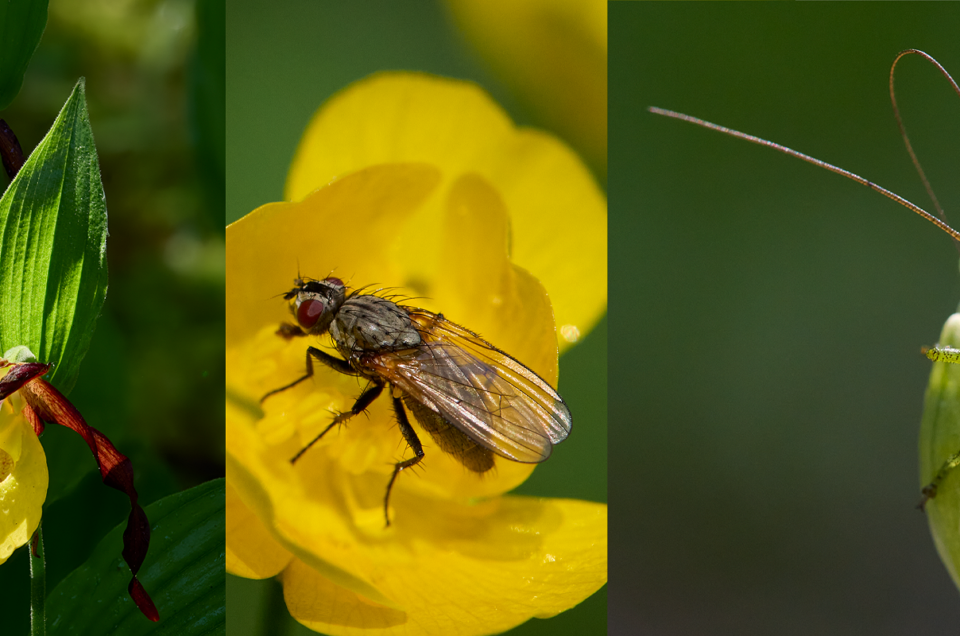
[226,73,606,635]
[284,73,606,353]
[0,351,159,622]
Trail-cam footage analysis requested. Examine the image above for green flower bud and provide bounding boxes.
[1,345,37,363]
[920,312,960,591]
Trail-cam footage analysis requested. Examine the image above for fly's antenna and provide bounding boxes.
[889,49,960,251]
[650,52,960,245]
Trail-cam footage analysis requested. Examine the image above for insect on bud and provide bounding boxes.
[919,311,960,591]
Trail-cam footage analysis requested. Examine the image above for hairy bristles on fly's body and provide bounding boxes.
[347,284,420,305]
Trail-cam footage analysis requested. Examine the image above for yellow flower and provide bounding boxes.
[284,73,606,353]
[444,0,607,174]
[226,73,606,635]
[0,388,48,565]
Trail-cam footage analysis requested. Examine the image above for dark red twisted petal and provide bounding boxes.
[1,362,49,434]
[0,118,25,179]
[129,578,160,622]
[0,362,49,399]
[8,365,159,622]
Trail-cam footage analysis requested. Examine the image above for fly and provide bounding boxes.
[261,276,572,526]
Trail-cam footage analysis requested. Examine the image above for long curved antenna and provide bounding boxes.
[648,106,960,244]
[889,49,960,249]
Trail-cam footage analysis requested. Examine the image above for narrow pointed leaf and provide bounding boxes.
[47,479,226,635]
[0,78,108,394]
[0,0,47,110]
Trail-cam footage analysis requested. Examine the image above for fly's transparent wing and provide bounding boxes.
[367,312,571,463]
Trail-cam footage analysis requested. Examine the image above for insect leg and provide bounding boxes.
[276,323,305,340]
[919,450,960,511]
[290,382,384,464]
[383,395,425,527]
[261,346,356,403]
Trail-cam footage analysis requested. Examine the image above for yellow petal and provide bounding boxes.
[0,397,48,564]
[445,0,607,174]
[225,478,293,579]
[283,73,606,353]
[281,497,607,636]
[227,163,443,345]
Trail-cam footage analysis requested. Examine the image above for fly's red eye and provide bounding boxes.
[297,299,324,329]
[325,277,343,287]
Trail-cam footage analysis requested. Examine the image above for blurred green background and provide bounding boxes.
[613,3,960,634]
[0,0,224,632]
[225,1,606,635]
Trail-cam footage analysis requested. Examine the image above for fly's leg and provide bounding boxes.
[919,450,960,511]
[261,346,356,403]
[383,395,425,527]
[276,323,305,340]
[919,345,960,508]
[290,382,384,464]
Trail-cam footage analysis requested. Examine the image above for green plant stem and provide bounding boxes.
[30,523,46,636]
[261,578,289,636]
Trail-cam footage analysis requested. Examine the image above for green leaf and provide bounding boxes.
[0,78,108,394]
[0,0,47,110]
[47,478,226,635]
[920,312,960,592]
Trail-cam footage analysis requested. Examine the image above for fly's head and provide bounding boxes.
[285,277,346,336]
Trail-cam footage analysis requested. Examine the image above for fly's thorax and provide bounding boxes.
[330,295,422,353]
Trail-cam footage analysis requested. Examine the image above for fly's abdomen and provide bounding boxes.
[402,394,495,473]
[331,295,421,353]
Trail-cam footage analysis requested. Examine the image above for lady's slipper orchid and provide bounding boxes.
[0,352,159,622]
[226,73,606,635]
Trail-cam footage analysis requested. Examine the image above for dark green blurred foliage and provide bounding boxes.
[0,0,47,109]
[1,0,224,632]
[190,0,225,227]
[613,3,960,634]
[225,1,605,635]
